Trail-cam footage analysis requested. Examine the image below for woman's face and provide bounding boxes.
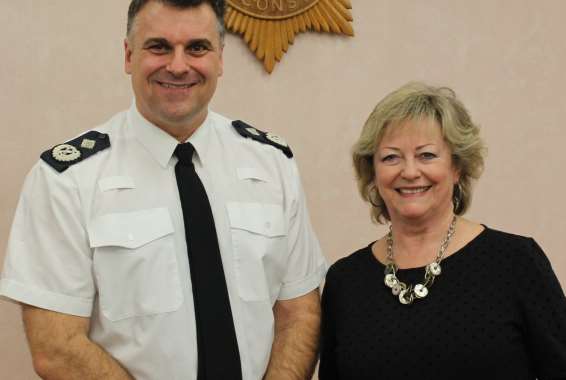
[373,117,459,224]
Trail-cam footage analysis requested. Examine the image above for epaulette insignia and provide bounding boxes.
[40,130,111,173]
[232,120,293,158]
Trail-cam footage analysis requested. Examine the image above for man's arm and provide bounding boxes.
[22,304,133,380]
[263,289,321,380]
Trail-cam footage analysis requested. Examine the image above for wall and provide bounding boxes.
[1,0,565,378]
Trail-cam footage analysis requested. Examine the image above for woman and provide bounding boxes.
[319,82,566,379]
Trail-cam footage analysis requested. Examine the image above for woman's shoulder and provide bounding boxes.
[456,219,532,251]
[481,226,538,252]
[485,228,564,308]
[326,243,375,281]
[479,226,549,267]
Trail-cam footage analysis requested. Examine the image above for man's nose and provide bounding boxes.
[166,47,189,76]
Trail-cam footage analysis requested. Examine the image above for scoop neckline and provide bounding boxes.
[365,224,490,273]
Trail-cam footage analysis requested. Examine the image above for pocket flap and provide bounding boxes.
[236,167,270,182]
[226,202,286,237]
[88,208,174,249]
[98,176,136,192]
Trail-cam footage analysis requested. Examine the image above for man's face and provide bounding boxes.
[125,1,223,137]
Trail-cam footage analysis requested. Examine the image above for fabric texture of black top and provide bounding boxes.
[319,227,566,380]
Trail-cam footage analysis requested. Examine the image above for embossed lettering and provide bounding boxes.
[271,0,283,11]
[228,0,318,18]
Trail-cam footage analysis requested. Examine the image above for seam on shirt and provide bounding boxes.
[277,263,327,300]
[0,278,93,317]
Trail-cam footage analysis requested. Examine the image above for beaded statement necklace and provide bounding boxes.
[384,216,457,305]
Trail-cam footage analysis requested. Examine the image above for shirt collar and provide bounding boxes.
[186,111,213,167]
[127,102,214,168]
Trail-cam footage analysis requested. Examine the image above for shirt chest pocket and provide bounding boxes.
[88,208,183,321]
[226,202,287,303]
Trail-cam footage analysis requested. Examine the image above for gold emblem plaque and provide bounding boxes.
[225,0,354,73]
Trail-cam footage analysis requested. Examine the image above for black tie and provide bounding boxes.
[174,143,242,380]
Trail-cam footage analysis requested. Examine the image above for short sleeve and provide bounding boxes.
[515,238,566,379]
[277,160,326,300]
[0,161,95,316]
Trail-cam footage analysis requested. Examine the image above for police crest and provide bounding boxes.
[225,0,354,73]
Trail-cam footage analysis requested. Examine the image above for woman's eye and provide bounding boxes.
[420,152,437,160]
[381,154,399,163]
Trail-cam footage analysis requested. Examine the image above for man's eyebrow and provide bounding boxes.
[142,37,170,48]
[142,37,214,48]
[187,38,213,47]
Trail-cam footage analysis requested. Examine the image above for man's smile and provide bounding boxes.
[155,80,199,89]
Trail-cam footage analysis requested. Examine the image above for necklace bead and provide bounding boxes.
[414,284,429,298]
[391,283,403,296]
[428,262,442,276]
[385,274,398,288]
[399,288,414,305]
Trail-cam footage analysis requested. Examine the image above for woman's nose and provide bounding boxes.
[401,159,421,180]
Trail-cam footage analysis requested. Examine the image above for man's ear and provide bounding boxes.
[218,44,224,77]
[124,38,133,75]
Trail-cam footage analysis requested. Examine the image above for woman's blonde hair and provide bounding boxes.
[352,82,486,224]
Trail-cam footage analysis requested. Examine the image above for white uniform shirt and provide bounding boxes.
[0,104,326,380]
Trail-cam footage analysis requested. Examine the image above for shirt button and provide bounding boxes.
[265,222,271,229]
[128,233,134,241]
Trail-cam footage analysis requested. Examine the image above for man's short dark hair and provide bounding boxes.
[127,0,226,39]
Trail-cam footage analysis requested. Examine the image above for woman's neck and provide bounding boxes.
[388,210,457,268]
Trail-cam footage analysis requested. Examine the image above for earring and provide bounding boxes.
[453,182,463,213]
[369,185,381,208]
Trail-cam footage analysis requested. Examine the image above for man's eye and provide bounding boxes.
[148,44,168,53]
[189,43,209,54]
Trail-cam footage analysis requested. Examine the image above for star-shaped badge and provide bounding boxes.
[226,0,354,73]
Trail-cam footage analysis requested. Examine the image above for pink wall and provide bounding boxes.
[2,0,565,378]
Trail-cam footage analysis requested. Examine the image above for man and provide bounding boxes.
[0,1,326,379]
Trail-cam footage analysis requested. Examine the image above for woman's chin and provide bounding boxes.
[392,207,432,223]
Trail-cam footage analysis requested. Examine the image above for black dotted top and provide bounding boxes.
[319,227,566,380]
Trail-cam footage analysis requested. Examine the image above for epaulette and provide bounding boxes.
[232,120,293,158]
[40,130,111,173]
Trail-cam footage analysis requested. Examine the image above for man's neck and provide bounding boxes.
[136,105,208,143]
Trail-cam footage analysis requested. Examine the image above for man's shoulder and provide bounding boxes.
[38,110,127,174]
[210,112,293,159]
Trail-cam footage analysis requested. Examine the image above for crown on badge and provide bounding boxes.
[225,0,354,73]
